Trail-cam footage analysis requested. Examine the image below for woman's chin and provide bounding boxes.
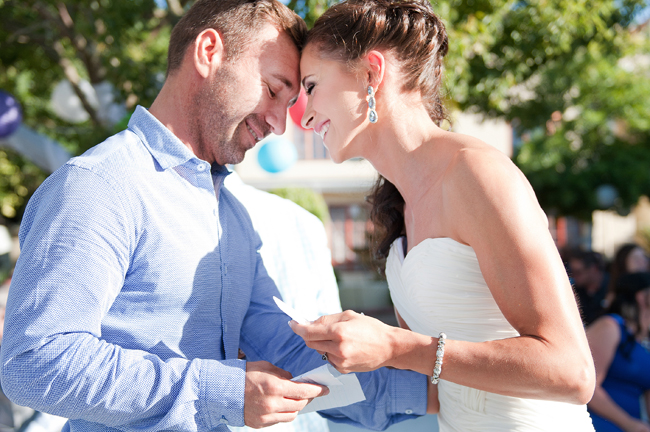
[326,141,355,164]
[327,148,349,164]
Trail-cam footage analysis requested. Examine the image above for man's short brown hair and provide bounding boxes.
[167,0,307,76]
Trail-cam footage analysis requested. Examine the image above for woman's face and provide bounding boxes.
[300,45,369,163]
[627,247,649,273]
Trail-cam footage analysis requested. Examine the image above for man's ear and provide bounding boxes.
[364,50,385,90]
[193,28,225,78]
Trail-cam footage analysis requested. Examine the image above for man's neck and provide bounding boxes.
[149,81,199,158]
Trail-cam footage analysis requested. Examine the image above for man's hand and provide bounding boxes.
[244,361,329,428]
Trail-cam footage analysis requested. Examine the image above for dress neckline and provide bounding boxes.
[395,236,473,266]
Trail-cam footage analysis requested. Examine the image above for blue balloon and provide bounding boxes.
[257,136,298,173]
[0,91,22,138]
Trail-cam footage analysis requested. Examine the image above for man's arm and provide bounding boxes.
[1,166,245,431]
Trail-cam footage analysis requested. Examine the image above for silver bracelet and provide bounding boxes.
[431,332,446,385]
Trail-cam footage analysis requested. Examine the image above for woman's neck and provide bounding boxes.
[359,105,448,206]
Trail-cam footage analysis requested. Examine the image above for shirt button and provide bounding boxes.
[197,164,206,171]
[224,265,228,275]
[405,409,413,415]
[224,324,228,332]
[219,416,229,425]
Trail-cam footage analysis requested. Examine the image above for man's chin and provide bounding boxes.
[216,148,248,166]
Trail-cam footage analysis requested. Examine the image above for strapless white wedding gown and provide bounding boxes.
[386,237,594,432]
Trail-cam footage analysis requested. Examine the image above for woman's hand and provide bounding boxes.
[289,310,404,373]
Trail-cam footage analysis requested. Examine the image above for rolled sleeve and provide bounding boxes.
[390,369,428,417]
[316,367,428,430]
[198,359,247,429]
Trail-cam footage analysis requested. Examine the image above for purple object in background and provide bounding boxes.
[0,91,22,138]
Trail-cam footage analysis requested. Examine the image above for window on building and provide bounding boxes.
[329,204,370,268]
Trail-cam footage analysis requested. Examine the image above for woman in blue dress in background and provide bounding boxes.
[587,272,650,432]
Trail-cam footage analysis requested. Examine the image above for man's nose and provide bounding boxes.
[268,104,288,135]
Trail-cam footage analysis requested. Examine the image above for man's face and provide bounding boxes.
[190,24,300,165]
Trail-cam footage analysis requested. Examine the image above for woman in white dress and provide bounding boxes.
[290,0,596,430]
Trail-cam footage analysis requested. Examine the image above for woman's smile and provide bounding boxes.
[315,120,330,141]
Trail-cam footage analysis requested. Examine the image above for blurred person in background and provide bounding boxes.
[612,244,650,276]
[608,244,650,302]
[586,272,650,432]
[569,250,611,326]
[225,171,341,432]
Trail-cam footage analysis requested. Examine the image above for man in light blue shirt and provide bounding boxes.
[0,1,431,431]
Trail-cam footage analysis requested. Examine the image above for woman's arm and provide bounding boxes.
[428,146,595,404]
[586,316,650,432]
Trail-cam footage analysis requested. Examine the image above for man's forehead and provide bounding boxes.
[254,27,299,74]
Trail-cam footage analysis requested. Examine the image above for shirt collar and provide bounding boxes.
[127,105,202,170]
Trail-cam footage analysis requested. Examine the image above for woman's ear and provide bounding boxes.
[364,50,385,90]
[193,28,225,79]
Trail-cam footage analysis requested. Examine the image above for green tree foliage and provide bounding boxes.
[0,148,43,220]
[269,187,331,224]
[286,0,338,27]
[437,0,650,219]
[0,0,189,221]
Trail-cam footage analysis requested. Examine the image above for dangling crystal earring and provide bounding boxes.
[367,85,378,123]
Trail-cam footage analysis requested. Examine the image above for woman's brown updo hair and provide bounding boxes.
[307,0,449,261]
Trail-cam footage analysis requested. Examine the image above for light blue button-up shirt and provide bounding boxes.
[0,106,427,432]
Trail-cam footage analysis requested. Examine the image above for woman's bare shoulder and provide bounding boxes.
[445,133,519,180]
[442,134,534,206]
[437,132,548,241]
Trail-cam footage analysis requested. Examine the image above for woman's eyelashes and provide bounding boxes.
[305,83,315,95]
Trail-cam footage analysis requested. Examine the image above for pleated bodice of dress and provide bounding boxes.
[386,237,594,432]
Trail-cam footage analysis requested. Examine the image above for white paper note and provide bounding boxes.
[292,364,366,414]
[273,296,312,324]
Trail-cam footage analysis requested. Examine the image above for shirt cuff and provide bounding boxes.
[390,369,428,416]
[198,358,247,429]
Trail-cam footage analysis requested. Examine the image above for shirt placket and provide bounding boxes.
[211,166,231,359]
